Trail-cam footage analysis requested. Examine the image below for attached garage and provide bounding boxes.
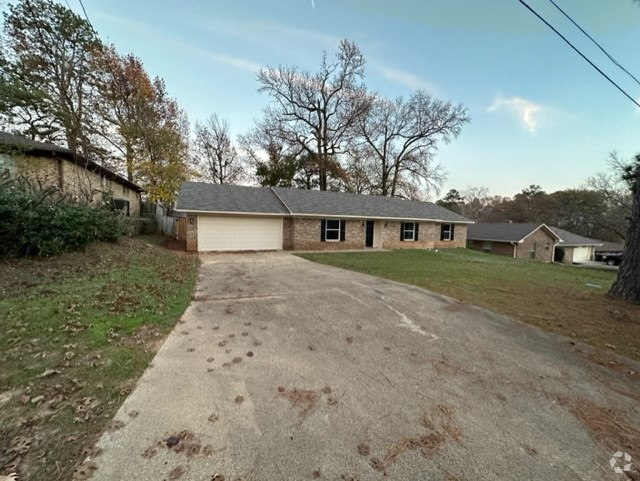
[198,216,283,252]
[570,246,592,263]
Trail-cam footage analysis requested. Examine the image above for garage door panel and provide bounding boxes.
[198,216,283,251]
[571,246,590,263]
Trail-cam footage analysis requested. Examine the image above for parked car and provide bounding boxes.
[602,254,623,266]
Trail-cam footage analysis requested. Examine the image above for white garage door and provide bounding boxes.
[198,216,283,252]
[571,246,591,263]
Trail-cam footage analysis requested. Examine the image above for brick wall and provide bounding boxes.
[290,218,468,251]
[515,228,555,262]
[467,240,515,258]
[291,218,364,250]
[186,215,198,252]
[382,222,467,250]
[1,153,141,216]
[283,218,294,250]
[1,153,59,187]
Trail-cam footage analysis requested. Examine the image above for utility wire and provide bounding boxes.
[518,0,640,109]
[547,0,640,87]
[77,0,91,25]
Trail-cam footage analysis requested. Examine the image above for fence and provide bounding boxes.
[155,203,176,237]
[176,217,186,240]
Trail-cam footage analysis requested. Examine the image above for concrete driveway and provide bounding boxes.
[87,252,639,481]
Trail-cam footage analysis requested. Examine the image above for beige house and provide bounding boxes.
[175,182,471,252]
[0,131,143,216]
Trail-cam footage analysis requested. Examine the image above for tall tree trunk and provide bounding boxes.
[609,162,640,302]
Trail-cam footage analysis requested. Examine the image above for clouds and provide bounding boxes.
[378,66,437,92]
[487,96,546,134]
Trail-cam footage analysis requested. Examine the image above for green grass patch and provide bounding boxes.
[0,236,198,480]
[299,249,640,361]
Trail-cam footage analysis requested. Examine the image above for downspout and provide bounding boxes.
[511,241,517,259]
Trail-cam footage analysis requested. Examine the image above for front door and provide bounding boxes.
[365,221,374,248]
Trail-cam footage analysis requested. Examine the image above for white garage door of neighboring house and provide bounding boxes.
[198,216,283,252]
[571,246,591,263]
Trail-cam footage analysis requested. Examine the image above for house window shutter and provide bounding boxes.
[400,222,405,241]
[321,220,326,242]
[340,220,346,241]
[440,225,445,241]
[451,224,455,241]
[415,223,419,241]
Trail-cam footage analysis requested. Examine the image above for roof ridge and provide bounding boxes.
[270,187,292,214]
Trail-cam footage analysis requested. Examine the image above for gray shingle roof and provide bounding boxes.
[467,223,560,242]
[595,242,624,253]
[175,182,471,223]
[0,131,143,192]
[273,187,470,222]
[175,182,290,214]
[548,227,603,246]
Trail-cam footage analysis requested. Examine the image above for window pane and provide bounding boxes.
[325,219,341,241]
[403,222,415,241]
[326,230,340,240]
[326,219,340,230]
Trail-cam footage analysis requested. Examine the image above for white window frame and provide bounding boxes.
[325,219,341,242]
[441,224,452,241]
[403,222,416,241]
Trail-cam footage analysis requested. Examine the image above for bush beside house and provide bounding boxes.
[0,178,125,257]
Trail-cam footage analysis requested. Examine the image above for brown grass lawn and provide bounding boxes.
[0,237,198,481]
[299,249,640,362]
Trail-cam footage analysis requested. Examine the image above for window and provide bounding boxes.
[483,241,492,253]
[440,224,455,241]
[321,219,346,242]
[400,222,418,241]
[530,241,537,259]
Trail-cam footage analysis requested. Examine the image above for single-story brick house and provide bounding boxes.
[0,131,143,216]
[466,222,560,262]
[548,226,602,263]
[175,181,472,252]
[467,222,603,263]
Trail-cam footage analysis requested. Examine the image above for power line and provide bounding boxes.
[547,0,640,88]
[77,0,90,24]
[518,0,640,109]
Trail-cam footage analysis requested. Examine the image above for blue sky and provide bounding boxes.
[14,1,640,197]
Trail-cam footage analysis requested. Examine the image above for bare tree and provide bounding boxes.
[585,151,633,240]
[355,91,469,199]
[256,39,371,190]
[194,115,244,184]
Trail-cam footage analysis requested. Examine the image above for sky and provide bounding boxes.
[6,0,640,199]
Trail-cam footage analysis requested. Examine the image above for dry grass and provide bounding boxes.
[370,405,461,473]
[557,396,640,452]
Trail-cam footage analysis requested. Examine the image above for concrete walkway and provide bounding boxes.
[85,252,639,481]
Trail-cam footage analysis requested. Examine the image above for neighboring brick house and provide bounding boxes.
[0,131,143,216]
[467,223,560,262]
[548,227,602,263]
[175,181,471,252]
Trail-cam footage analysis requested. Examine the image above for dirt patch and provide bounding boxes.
[278,388,321,418]
[557,396,640,452]
[162,238,186,251]
[142,430,213,461]
[168,465,187,480]
[581,348,638,377]
[370,405,462,473]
